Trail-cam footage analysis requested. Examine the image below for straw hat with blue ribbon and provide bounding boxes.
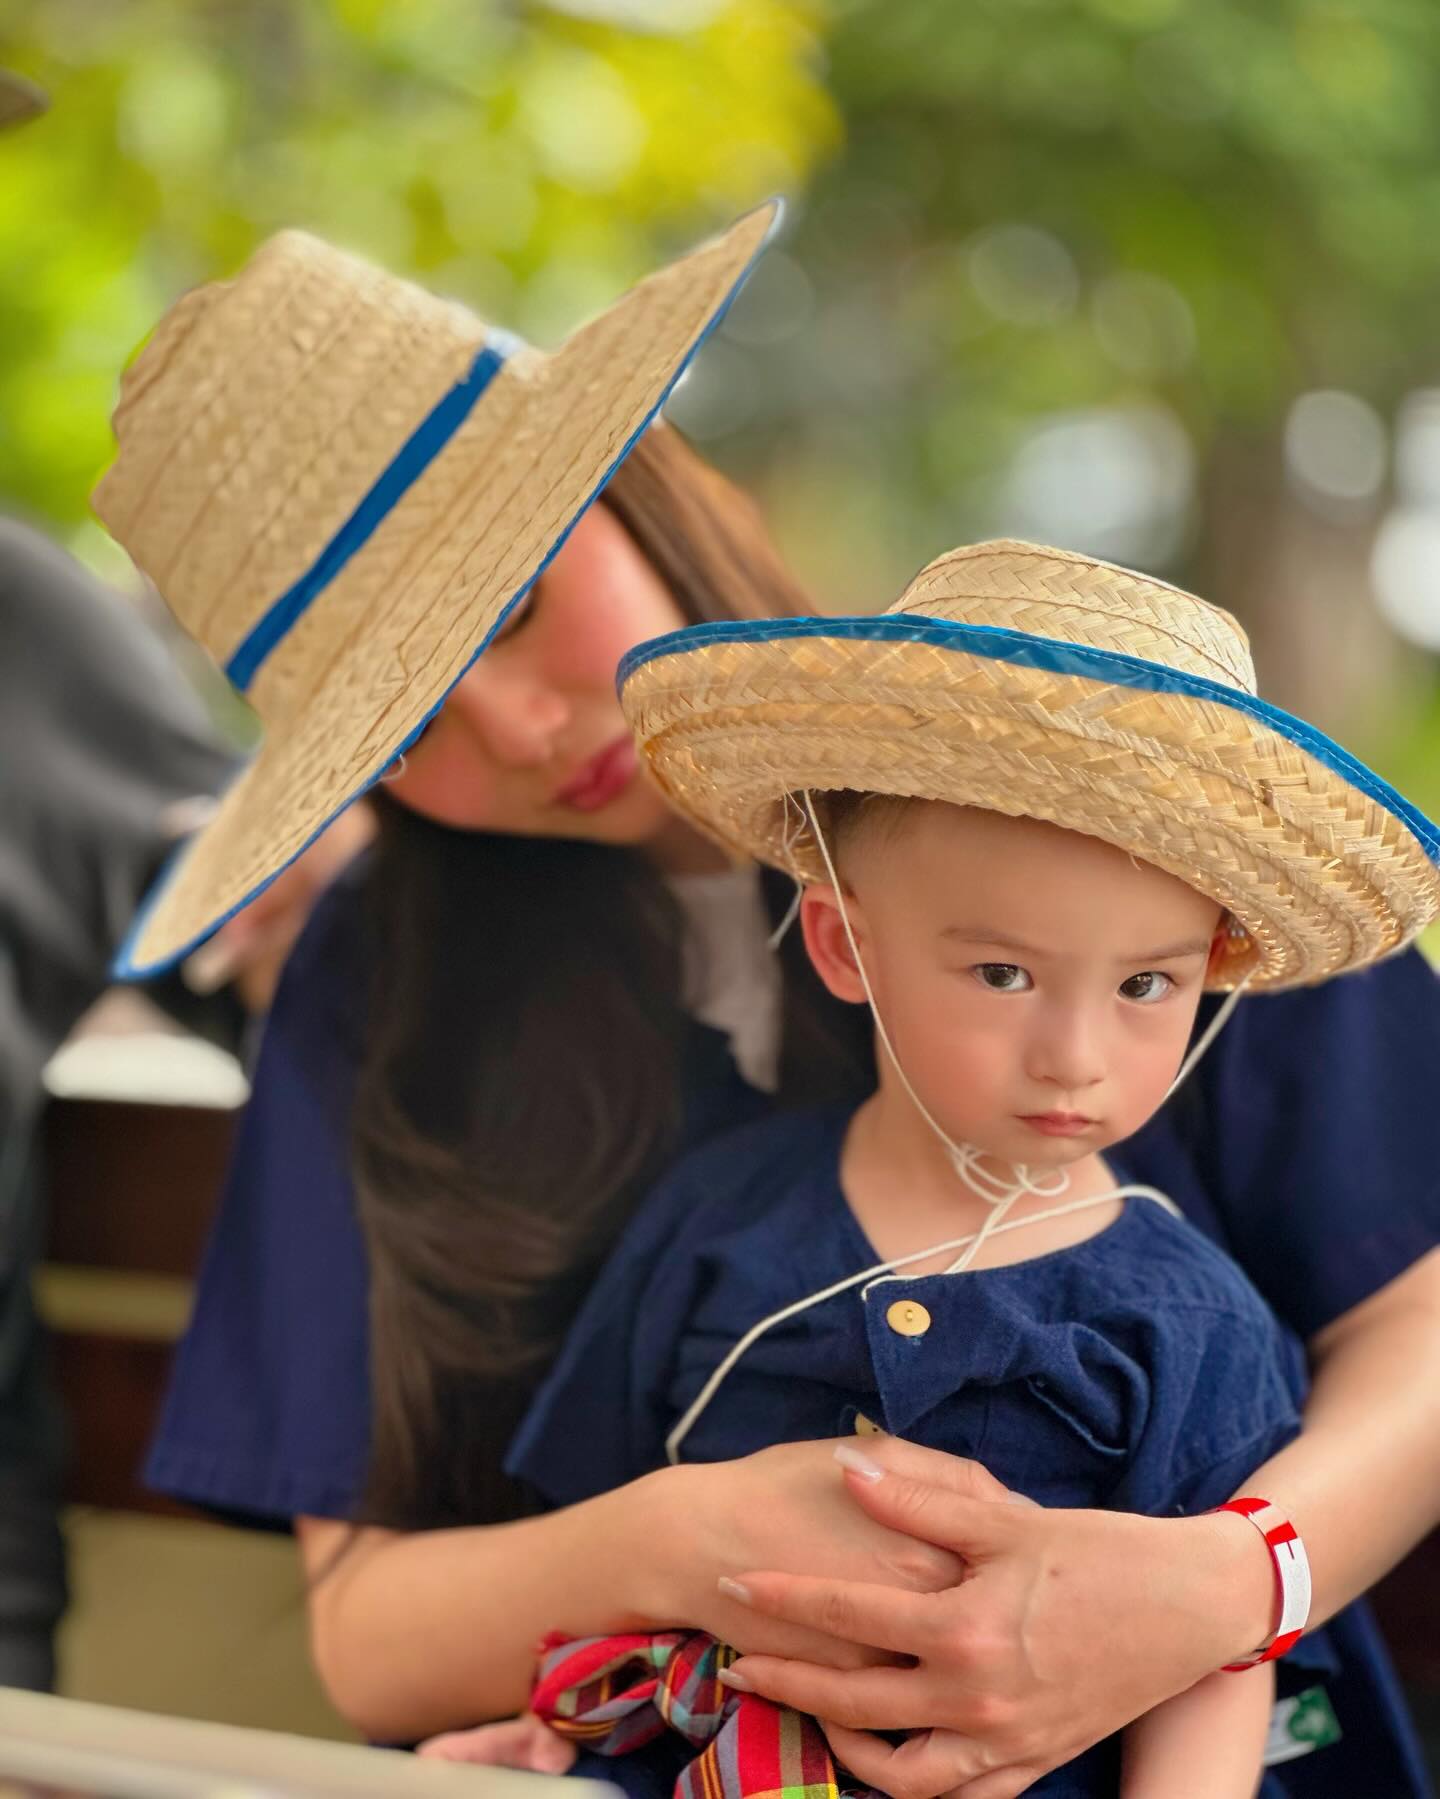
[94,201,780,976]
[619,539,1440,990]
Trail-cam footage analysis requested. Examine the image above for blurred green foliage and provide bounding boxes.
[757,0,1440,509]
[0,0,835,541]
[2,0,1437,849]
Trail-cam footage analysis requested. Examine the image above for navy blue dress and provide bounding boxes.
[145,866,1439,1794]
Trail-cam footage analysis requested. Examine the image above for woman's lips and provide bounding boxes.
[1016,1112,1097,1138]
[554,737,638,813]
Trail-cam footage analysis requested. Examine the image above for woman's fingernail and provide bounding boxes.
[834,1443,885,1482]
[717,1667,754,1692]
[718,1576,753,1605]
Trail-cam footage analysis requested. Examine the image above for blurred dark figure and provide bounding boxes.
[0,517,241,1687]
[0,69,372,1686]
[0,515,373,1689]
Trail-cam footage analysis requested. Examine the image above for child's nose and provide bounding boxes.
[1027,1012,1106,1092]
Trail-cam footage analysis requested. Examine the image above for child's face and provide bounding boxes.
[802,803,1224,1169]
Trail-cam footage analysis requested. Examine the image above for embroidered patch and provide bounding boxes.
[1264,1686,1342,1765]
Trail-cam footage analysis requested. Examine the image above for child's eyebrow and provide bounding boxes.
[1124,936,1215,961]
[939,926,1214,961]
[939,926,1047,957]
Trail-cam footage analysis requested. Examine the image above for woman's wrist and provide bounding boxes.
[594,1463,701,1632]
[534,1472,683,1641]
[1193,1508,1280,1665]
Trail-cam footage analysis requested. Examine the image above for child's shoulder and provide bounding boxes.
[1118,1198,1274,1309]
[632,1103,851,1244]
[673,1102,849,1178]
[1094,1203,1306,1509]
[648,1100,849,1216]
[1096,1199,1297,1369]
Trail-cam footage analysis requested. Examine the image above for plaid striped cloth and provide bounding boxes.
[531,1630,878,1799]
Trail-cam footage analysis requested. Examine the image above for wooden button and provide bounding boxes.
[854,1412,883,1437]
[886,1299,931,1338]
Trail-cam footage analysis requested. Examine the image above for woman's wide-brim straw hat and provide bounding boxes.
[619,539,1440,990]
[96,201,781,977]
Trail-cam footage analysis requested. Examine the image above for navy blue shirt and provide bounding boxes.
[146,860,767,1525]
[506,1108,1420,1797]
[508,1107,1306,1513]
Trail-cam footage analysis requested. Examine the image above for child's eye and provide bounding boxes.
[1119,971,1174,1004]
[973,963,1032,993]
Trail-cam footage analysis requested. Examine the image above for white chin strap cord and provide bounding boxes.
[663,794,1251,1466]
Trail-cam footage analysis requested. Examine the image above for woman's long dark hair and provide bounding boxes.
[352,428,869,1530]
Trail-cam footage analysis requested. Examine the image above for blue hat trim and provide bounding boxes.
[113,200,785,981]
[224,332,521,692]
[618,612,1440,865]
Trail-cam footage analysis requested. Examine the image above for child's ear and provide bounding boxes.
[1206,917,1233,981]
[799,884,870,1004]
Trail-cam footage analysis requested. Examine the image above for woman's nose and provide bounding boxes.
[446,666,570,768]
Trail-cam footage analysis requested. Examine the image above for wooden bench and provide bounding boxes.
[41,1088,237,1517]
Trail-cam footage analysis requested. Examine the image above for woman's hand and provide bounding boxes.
[718,1438,1273,1799]
[296,1440,996,1742]
[636,1439,1011,1671]
[180,800,374,1011]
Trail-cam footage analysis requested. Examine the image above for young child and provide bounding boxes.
[423,540,1440,1797]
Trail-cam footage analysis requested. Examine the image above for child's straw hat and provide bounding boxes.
[619,539,1440,990]
[95,202,780,976]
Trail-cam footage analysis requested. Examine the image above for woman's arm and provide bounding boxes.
[297,1438,981,1743]
[299,1496,648,1741]
[1246,1244,1440,1622]
[718,1249,1440,1799]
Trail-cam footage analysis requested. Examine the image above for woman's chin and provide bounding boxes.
[545,784,677,850]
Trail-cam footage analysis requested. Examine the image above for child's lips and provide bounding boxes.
[1016,1111,1097,1138]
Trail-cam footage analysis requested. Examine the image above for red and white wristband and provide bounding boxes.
[1214,1496,1312,1670]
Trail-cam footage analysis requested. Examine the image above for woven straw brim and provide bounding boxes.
[118,205,777,974]
[621,630,1440,991]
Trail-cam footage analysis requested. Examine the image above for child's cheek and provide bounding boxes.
[937,1027,1009,1130]
[1115,1029,1188,1134]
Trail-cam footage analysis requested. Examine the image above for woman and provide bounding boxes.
[104,216,1440,1795]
